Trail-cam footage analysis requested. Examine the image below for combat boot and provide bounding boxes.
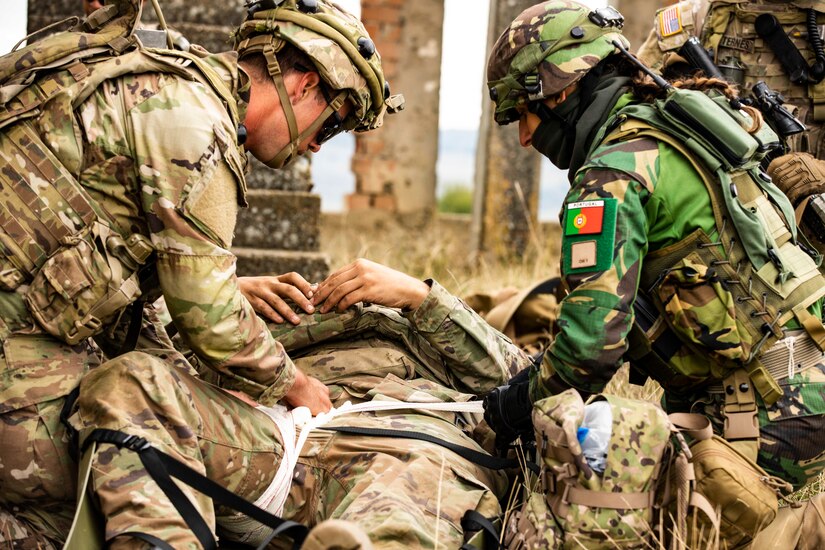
[301,519,373,550]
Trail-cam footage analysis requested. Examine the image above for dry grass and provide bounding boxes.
[320,211,561,297]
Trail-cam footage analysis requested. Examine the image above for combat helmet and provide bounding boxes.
[486,0,628,125]
[233,0,405,167]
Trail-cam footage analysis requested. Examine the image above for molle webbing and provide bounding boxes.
[704,1,825,121]
[0,48,240,291]
[0,122,99,282]
[603,119,825,403]
[0,1,140,91]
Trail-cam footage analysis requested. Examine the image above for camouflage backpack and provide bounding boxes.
[504,389,722,550]
[0,0,239,345]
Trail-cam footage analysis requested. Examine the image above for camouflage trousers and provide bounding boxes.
[0,333,103,549]
[0,300,206,550]
[72,351,507,549]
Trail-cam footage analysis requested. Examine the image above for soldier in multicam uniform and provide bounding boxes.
[0,0,500,547]
[484,0,825,546]
[637,1,825,259]
[72,258,529,549]
[638,0,825,158]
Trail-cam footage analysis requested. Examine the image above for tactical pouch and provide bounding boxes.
[674,418,790,548]
[503,489,562,550]
[657,88,759,167]
[656,252,748,364]
[24,222,151,345]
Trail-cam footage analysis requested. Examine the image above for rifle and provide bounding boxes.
[678,37,805,140]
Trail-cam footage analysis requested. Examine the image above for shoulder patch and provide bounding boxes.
[562,198,618,274]
[657,5,684,38]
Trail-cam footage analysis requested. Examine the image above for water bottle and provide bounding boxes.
[576,400,613,475]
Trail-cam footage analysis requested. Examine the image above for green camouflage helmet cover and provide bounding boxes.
[486,0,630,125]
[233,0,404,134]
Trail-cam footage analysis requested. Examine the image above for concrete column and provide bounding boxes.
[349,0,444,217]
[472,0,542,263]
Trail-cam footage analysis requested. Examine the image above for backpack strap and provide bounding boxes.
[81,428,308,550]
[666,413,721,540]
[321,425,540,475]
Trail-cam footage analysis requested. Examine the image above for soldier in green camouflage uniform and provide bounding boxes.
[0,0,407,547]
[485,0,825,496]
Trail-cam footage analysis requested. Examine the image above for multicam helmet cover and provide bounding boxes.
[233,0,404,166]
[486,0,629,125]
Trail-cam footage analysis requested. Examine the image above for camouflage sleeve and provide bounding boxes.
[127,74,295,405]
[406,280,532,393]
[533,165,652,400]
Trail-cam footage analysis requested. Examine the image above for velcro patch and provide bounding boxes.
[565,200,605,236]
[562,198,618,274]
[570,240,597,269]
[719,36,754,53]
[658,5,683,38]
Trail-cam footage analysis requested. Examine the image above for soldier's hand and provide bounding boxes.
[483,378,535,452]
[312,259,430,313]
[284,370,332,415]
[239,273,315,325]
[767,152,825,206]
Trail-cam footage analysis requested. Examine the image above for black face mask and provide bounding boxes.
[529,91,584,170]
[529,72,631,178]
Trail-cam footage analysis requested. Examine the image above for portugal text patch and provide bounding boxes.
[562,198,617,274]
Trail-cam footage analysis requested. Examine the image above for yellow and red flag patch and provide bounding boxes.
[565,200,605,235]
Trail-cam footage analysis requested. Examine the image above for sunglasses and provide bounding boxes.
[292,62,347,145]
[315,84,346,145]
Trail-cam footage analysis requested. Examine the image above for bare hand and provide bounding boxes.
[311,259,430,314]
[239,273,315,324]
[283,370,331,415]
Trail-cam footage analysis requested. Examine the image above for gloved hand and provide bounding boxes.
[483,377,535,452]
[767,152,825,206]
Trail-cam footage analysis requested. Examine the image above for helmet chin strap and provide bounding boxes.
[260,43,347,169]
[263,92,346,168]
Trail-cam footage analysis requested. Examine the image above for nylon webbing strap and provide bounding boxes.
[321,425,540,475]
[564,484,654,509]
[668,412,713,442]
[459,510,504,550]
[82,428,307,550]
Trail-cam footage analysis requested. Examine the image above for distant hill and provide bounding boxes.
[311,129,570,220]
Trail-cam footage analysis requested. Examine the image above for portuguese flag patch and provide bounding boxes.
[565,200,605,235]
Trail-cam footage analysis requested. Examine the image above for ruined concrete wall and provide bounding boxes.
[26,0,329,281]
[471,0,542,263]
[349,0,443,217]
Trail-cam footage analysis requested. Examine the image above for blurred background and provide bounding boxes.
[0,0,655,293]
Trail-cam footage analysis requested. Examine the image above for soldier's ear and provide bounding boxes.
[292,71,322,102]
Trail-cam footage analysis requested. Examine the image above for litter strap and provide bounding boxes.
[81,428,307,550]
[321,425,540,475]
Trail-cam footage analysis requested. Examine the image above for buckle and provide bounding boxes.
[523,74,543,102]
[724,410,759,440]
